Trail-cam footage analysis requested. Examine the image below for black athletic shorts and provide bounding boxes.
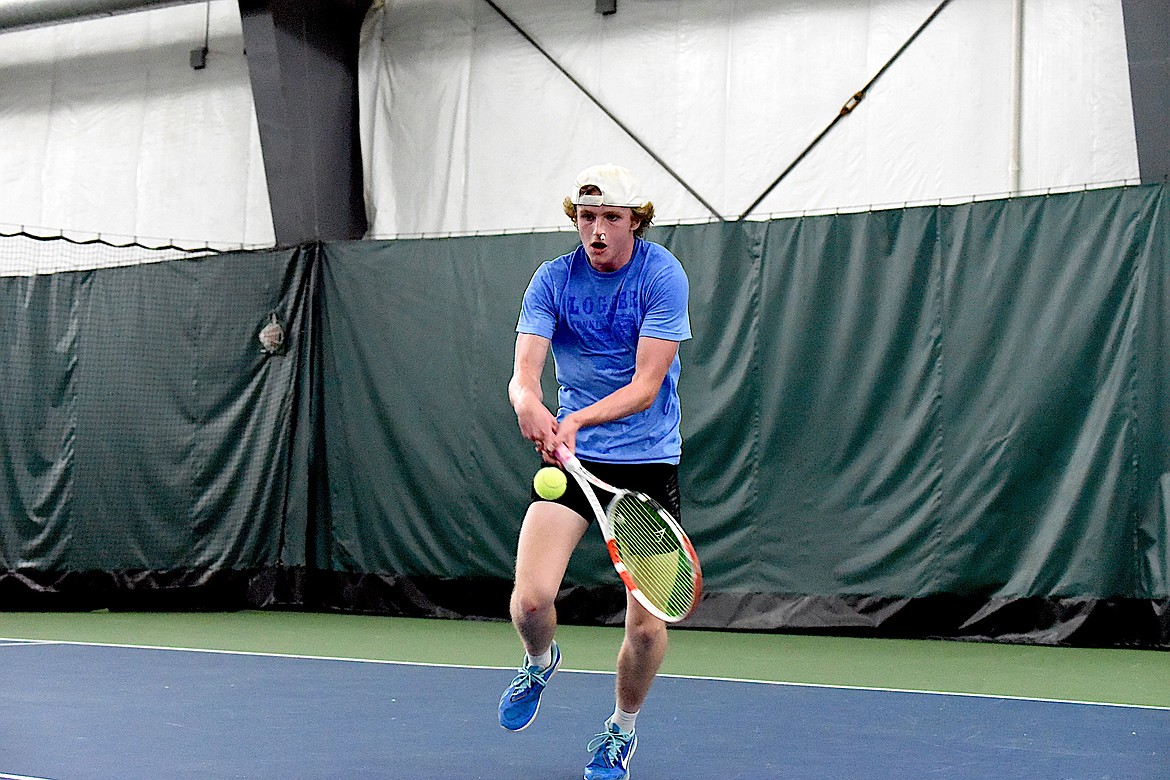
[530,458,682,523]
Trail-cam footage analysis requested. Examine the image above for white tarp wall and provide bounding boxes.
[0,0,274,250]
[360,0,1141,236]
[0,0,1142,248]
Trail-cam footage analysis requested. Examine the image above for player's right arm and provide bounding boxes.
[509,333,558,459]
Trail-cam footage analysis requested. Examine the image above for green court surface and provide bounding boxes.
[1,611,1165,708]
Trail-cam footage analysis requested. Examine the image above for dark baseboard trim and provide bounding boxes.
[2,568,1165,649]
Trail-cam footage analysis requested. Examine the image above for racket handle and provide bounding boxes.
[553,443,577,466]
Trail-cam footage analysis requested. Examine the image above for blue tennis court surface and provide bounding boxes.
[0,640,1165,779]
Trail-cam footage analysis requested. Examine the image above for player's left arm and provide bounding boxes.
[553,336,679,453]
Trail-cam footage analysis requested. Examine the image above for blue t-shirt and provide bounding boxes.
[516,238,691,464]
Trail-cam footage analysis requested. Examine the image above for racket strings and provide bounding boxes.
[609,494,697,620]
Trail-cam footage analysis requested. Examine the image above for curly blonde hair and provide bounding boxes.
[563,187,655,238]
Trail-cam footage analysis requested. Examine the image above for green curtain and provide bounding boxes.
[1,185,1166,633]
[318,186,1169,602]
[0,248,312,573]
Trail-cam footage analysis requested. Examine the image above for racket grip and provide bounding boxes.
[553,443,577,466]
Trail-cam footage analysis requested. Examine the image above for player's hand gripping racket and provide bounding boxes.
[554,444,702,622]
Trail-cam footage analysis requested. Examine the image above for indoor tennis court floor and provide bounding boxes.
[1,632,1166,779]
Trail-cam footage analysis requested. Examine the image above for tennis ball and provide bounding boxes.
[533,467,567,500]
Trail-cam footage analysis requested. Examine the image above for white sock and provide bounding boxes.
[527,645,553,670]
[609,706,638,734]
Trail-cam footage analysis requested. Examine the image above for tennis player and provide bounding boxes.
[499,163,691,780]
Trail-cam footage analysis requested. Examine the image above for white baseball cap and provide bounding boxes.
[571,164,646,208]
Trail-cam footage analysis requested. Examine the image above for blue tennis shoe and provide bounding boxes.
[498,640,561,731]
[584,722,637,780]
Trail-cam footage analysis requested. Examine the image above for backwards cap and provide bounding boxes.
[571,164,646,208]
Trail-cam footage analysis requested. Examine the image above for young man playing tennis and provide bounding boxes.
[500,163,690,780]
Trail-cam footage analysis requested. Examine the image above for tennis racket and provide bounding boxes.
[554,444,702,622]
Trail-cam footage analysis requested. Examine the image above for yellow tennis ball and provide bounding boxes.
[533,467,567,500]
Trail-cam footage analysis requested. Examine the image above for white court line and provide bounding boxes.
[2,636,1166,712]
[0,773,55,780]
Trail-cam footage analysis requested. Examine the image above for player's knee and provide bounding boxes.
[624,617,667,649]
[512,587,556,617]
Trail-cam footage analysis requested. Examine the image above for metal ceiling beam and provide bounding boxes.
[0,0,204,33]
[239,0,370,244]
[1121,0,1170,183]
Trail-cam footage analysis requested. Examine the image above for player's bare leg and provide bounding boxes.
[499,502,588,732]
[584,592,663,778]
[615,592,667,713]
[509,502,588,656]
